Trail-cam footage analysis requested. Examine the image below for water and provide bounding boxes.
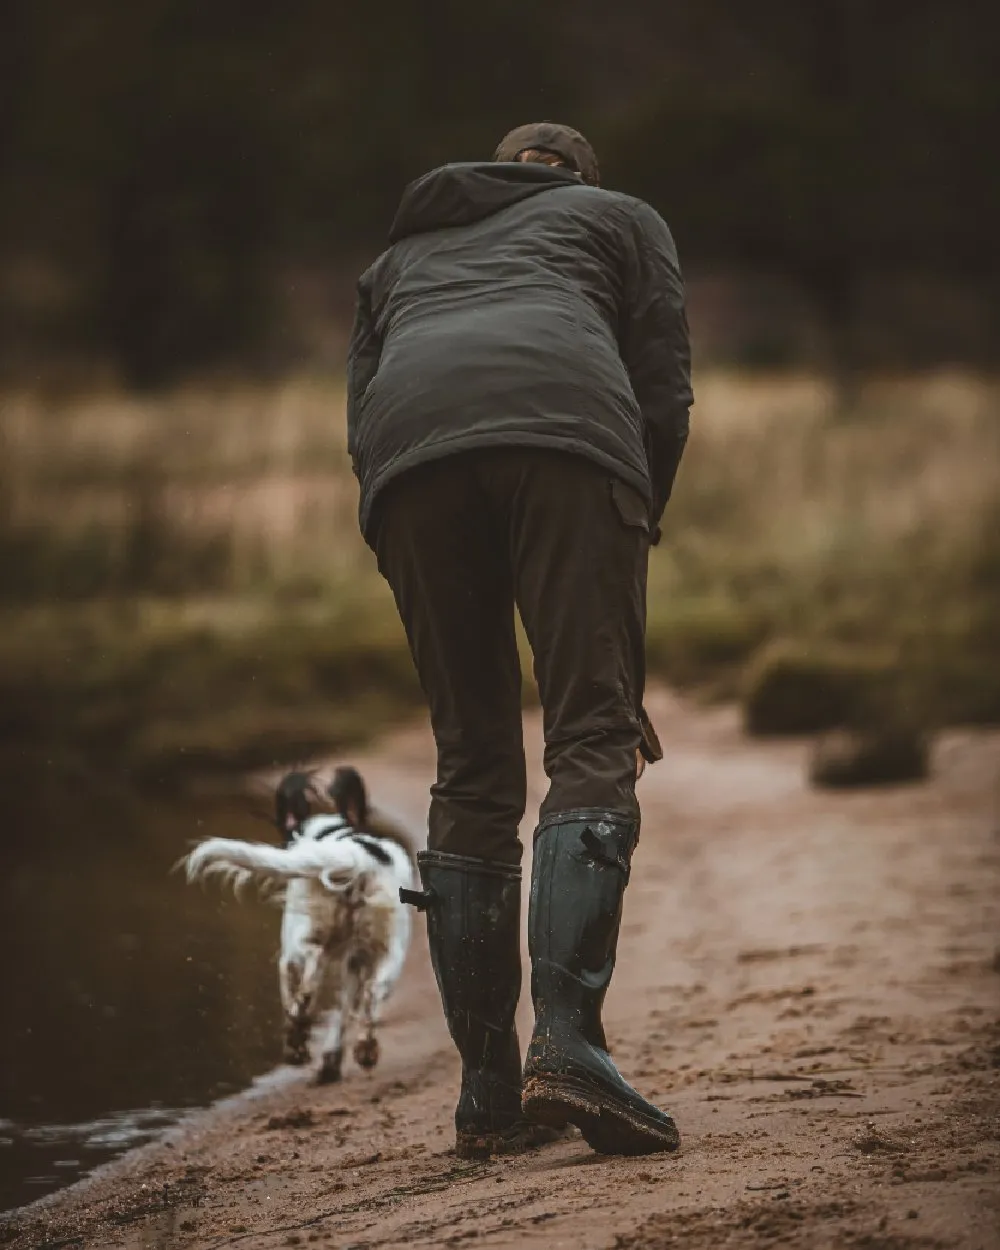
[0,764,286,1213]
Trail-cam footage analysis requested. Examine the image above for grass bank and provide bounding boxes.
[649,372,1000,729]
[1,370,997,785]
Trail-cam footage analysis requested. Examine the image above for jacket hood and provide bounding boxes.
[388,161,582,243]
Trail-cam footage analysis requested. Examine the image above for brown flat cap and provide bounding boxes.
[493,121,600,186]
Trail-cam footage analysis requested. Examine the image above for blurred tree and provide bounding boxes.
[0,0,993,385]
[590,0,997,388]
[99,3,285,386]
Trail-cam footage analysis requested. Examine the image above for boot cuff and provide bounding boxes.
[417,849,521,880]
[534,809,639,842]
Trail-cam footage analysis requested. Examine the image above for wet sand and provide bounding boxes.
[3,688,998,1250]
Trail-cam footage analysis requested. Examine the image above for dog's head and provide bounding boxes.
[275,770,317,845]
[328,765,368,827]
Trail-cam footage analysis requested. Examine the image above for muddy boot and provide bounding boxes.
[522,809,680,1155]
[401,850,531,1158]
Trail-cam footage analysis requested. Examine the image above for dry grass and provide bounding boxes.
[648,370,999,714]
[0,378,367,593]
[1,368,997,777]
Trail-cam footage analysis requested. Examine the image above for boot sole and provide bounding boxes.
[522,1074,680,1156]
[455,1121,566,1160]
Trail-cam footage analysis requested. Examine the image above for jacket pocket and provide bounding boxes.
[610,478,650,535]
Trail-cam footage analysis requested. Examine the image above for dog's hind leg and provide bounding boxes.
[354,910,410,1070]
[338,954,375,1072]
[352,957,393,1072]
[352,909,410,1071]
[317,1009,344,1084]
[279,956,310,1065]
[372,910,409,1013]
[279,953,300,1016]
[281,942,324,1065]
[353,990,381,1071]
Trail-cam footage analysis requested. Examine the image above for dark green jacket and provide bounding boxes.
[347,161,692,543]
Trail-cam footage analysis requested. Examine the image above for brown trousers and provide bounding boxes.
[374,449,650,866]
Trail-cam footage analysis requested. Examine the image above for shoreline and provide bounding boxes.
[5,1065,307,1223]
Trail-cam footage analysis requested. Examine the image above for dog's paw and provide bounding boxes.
[284,1029,311,1066]
[316,1048,343,1084]
[353,1035,380,1070]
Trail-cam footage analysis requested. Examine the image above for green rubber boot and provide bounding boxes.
[402,850,542,1157]
[522,809,680,1155]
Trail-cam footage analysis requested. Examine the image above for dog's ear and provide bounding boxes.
[275,769,316,836]
[328,766,369,827]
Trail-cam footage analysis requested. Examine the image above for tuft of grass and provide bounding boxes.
[742,640,901,736]
[809,728,930,789]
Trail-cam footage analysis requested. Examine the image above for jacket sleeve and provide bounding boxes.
[619,202,693,533]
[346,273,382,471]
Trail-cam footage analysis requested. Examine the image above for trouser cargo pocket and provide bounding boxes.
[610,478,651,534]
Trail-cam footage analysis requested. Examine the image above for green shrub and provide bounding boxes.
[742,640,900,736]
[809,729,930,789]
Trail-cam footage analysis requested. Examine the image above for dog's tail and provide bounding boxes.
[181,835,372,896]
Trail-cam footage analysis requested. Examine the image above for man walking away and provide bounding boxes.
[347,121,693,1157]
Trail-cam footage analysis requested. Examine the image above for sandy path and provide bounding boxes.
[3,689,998,1250]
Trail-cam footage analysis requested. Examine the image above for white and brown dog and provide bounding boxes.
[182,767,414,1083]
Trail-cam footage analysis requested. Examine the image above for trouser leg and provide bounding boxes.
[374,458,527,865]
[504,451,650,821]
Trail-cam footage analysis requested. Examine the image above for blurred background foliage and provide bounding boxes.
[0,0,995,386]
[0,0,997,785]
